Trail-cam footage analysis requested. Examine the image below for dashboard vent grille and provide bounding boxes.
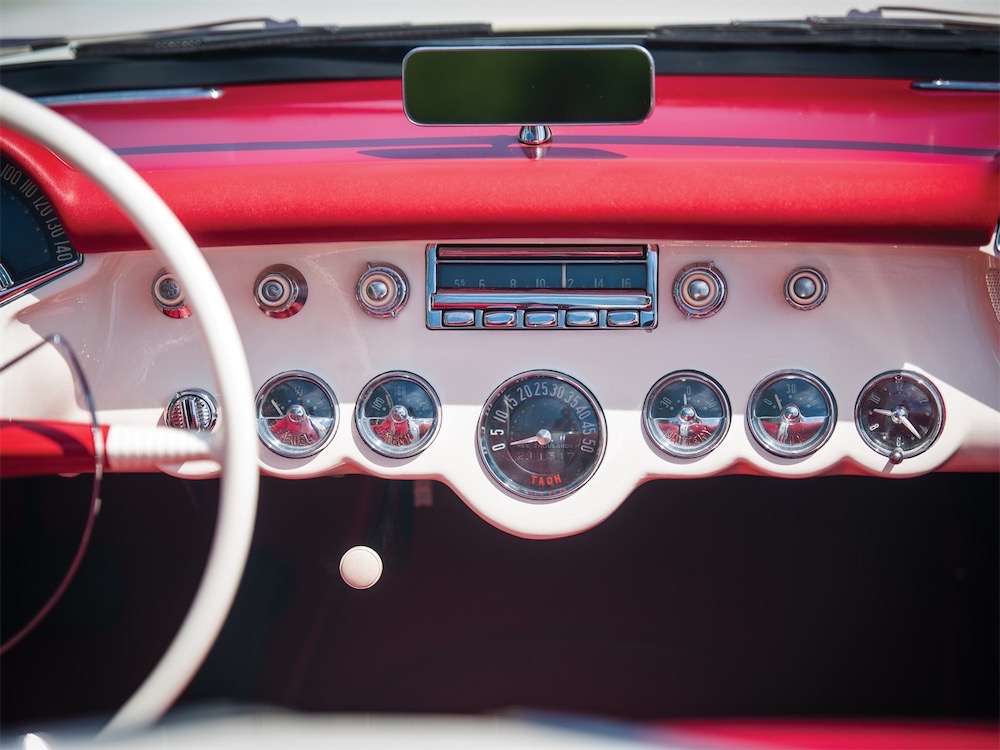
[987,270,1000,323]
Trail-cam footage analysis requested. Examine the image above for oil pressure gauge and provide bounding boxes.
[356,371,441,458]
[855,371,944,464]
[256,371,338,458]
[479,371,605,500]
[748,370,836,458]
[643,371,730,458]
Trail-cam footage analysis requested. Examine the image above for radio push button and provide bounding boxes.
[566,310,598,327]
[442,310,475,327]
[524,310,558,327]
[484,310,517,327]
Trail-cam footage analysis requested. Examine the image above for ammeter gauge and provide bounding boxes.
[643,371,730,458]
[748,370,836,458]
[855,370,944,464]
[256,371,338,458]
[356,371,441,458]
[479,371,605,500]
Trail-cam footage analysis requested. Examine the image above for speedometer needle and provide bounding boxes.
[509,429,553,447]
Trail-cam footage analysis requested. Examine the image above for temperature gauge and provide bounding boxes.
[748,370,836,458]
[855,371,944,464]
[356,372,441,458]
[256,372,338,458]
[643,371,730,458]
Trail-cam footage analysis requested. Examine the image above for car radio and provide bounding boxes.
[425,244,657,329]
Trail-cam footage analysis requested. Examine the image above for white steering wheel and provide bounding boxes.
[0,86,259,736]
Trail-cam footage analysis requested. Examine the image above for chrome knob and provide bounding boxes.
[151,269,191,319]
[164,389,218,431]
[673,262,727,318]
[785,267,828,310]
[254,264,307,318]
[357,263,408,318]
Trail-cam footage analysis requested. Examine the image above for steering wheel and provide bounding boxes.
[0,86,260,736]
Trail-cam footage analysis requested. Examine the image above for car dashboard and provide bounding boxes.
[0,47,998,742]
[1,76,997,538]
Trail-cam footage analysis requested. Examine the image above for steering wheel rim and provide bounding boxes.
[0,86,260,735]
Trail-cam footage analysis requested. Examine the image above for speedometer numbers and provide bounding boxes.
[748,370,836,458]
[479,371,605,500]
[855,371,944,464]
[643,371,730,458]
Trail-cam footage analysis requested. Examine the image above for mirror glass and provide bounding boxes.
[403,46,654,125]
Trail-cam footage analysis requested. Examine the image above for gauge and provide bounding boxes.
[1,158,82,306]
[855,371,944,464]
[643,371,730,458]
[748,370,836,457]
[256,371,338,458]
[479,371,605,500]
[356,371,441,458]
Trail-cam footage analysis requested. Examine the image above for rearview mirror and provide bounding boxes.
[402,45,654,126]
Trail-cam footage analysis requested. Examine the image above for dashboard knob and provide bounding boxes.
[164,389,218,431]
[673,262,727,318]
[254,264,307,318]
[151,269,191,318]
[356,263,407,318]
[785,267,828,310]
[339,546,383,589]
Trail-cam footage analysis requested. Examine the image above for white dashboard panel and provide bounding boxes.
[3,240,998,538]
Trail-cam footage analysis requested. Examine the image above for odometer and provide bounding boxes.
[479,371,605,500]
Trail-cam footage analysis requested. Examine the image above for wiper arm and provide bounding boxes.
[1,18,494,58]
[72,20,494,58]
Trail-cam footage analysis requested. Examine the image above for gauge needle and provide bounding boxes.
[774,393,783,410]
[271,399,284,415]
[872,408,895,417]
[509,429,553,447]
[898,414,922,439]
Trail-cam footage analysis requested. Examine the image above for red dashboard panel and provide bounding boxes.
[1,76,997,252]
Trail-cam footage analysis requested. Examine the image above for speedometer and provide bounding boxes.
[1,158,82,305]
[479,371,605,500]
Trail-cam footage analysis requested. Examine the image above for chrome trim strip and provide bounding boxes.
[911,80,1000,92]
[432,291,652,309]
[0,256,84,307]
[36,88,222,106]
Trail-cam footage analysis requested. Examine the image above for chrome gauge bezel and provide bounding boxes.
[748,370,836,458]
[854,370,945,461]
[255,371,338,458]
[478,370,606,501]
[643,370,730,458]
[355,371,442,458]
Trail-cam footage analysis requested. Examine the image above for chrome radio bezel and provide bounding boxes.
[425,244,658,330]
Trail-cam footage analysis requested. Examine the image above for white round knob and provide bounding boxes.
[339,546,383,589]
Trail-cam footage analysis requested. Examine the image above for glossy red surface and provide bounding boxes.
[661,719,1000,749]
[1,77,997,252]
[0,421,106,477]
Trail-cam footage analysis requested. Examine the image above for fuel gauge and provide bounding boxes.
[643,371,730,457]
[256,371,338,458]
[356,372,441,458]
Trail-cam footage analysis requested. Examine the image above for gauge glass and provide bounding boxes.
[356,371,441,458]
[479,371,605,500]
[643,371,730,458]
[256,372,338,458]
[1,159,82,305]
[855,371,944,460]
[748,370,836,457]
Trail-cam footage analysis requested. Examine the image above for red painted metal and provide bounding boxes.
[1,77,997,251]
[659,719,1000,749]
[0,420,107,477]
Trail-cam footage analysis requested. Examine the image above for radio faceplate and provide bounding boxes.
[426,244,657,329]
